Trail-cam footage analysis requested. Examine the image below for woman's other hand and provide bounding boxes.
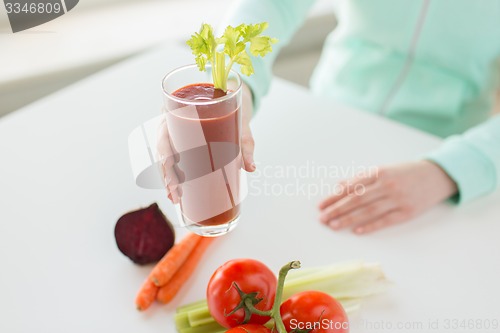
[318,161,458,234]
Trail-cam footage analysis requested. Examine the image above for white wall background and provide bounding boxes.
[0,0,336,116]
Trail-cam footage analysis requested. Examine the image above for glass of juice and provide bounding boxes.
[160,64,243,237]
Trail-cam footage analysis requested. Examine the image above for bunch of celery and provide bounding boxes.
[187,23,277,92]
[175,261,389,333]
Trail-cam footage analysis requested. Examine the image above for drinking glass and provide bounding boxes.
[160,65,243,237]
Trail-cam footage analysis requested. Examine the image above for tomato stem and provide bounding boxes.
[226,282,265,323]
[271,261,301,333]
[237,261,301,332]
[243,298,271,317]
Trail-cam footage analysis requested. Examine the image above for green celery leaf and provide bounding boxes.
[249,36,278,57]
[186,23,216,71]
[234,50,254,76]
[240,22,269,40]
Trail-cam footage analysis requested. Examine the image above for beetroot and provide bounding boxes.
[115,203,175,265]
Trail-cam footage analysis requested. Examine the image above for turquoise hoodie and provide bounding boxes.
[222,0,500,204]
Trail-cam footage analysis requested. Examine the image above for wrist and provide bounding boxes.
[422,160,458,200]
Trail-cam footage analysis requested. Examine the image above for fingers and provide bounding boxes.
[325,198,398,231]
[241,126,256,172]
[163,163,181,204]
[353,210,408,235]
[157,118,182,203]
[241,83,256,173]
[318,167,409,234]
[318,173,379,210]
[318,170,411,235]
[167,187,181,204]
[157,119,175,161]
[319,180,388,225]
[318,180,349,210]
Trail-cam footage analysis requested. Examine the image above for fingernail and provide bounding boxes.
[319,215,329,224]
[329,219,341,229]
[171,190,180,204]
[167,184,178,194]
[354,227,364,234]
[250,162,256,171]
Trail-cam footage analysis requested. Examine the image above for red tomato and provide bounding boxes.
[280,291,349,333]
[207,259,277,328]
[225,324,272,333]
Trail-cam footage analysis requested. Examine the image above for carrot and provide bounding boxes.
[150,232,203,287]
[156,236,215,304]
[135,278,159,311]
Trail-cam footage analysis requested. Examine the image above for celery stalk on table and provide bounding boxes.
[175,261,390,333]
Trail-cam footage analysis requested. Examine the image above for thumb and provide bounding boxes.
[241,126,256,172]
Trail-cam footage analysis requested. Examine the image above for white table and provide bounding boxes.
[1,44,499,333]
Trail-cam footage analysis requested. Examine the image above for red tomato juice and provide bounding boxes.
[167,83,241,227]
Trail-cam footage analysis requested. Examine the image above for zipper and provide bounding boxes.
[378,0,431,115]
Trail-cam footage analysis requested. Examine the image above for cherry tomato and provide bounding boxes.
[280,291,349,333]
[207,259,277,328]
[225,324,272,333]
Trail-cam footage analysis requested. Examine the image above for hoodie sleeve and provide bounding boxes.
[426,115,500,203]
[220,0,317,110]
